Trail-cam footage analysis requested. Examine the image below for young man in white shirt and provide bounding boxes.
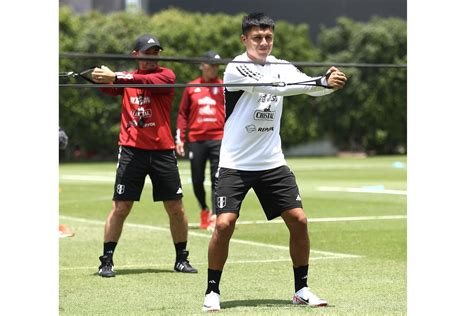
[202,13,347,311]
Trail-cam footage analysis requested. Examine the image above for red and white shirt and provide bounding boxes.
[176,77,225,143]
[100,66,176,150]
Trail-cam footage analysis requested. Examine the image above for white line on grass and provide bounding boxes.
[219,215,407,226]
[60,215,361,259]
[60,175,115,182]
[59,195,112,205]
[316,186,407,195]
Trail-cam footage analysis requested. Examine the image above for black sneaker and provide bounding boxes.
[98,255,116,277]
[174,250,198,273]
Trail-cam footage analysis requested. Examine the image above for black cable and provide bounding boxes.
[59,66,99,83]
[59,82,288,88]
[59,52,406,69]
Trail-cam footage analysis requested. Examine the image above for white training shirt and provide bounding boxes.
[219,52,334,171]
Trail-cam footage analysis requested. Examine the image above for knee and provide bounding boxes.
[288,213,308,230]
[164,200,185,217]
[296,214,308,226]
[215,218,235,236]
[112,201,133,218]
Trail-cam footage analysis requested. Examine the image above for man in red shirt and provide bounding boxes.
[91,34,197,277]
[175,51,225,231]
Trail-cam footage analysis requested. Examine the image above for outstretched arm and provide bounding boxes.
[224,62,346,97]
[92,65,175,95]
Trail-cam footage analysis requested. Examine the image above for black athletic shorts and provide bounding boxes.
[214,165,303,220]
[113,146,183,201]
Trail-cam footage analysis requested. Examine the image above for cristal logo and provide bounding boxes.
[131,107,152,118]
[254,110,275,120]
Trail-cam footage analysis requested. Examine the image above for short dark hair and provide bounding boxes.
[241,13,275,35]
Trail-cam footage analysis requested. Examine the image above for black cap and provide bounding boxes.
[133,34,163,52]
[202,50,221,60]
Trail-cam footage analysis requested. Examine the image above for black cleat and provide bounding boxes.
[98,255,116,277]
[174,250,198,273]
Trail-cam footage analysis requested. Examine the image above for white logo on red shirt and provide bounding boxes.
[130,96,151,105]
[116,72,133,80]
[199,104,216,116]
[198,96,217,106]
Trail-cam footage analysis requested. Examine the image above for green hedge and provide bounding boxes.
[59,7,406,159]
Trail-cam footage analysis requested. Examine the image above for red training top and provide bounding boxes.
[176,77,225,144]
[100,66,176,150]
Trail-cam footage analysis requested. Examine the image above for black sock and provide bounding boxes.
[174,241,187,258]
[294,265,309,292]
[103,242,117,258]
[206,269,222,295]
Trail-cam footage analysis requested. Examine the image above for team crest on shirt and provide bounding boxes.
[257,94,278,103]
[217,196,227,208]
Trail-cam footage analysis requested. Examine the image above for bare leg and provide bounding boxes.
[281,208,310,267]
[163,199,188,243]
[208,212,238,270]
[104,200,134,242]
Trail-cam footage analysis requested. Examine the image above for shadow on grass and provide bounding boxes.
[221,299,336,310]
[90,268,174,276]
[117,268,175,275]
[221,299,290,309]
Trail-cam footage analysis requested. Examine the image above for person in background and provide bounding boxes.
[91,34,197,277]
[175,50,225,231]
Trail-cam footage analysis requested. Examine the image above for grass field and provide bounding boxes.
[59,155,407,315]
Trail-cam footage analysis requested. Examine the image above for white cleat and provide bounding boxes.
[202,291,221,312]
[292,287,328,307]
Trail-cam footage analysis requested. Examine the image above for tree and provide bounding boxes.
[316,17,407,153]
